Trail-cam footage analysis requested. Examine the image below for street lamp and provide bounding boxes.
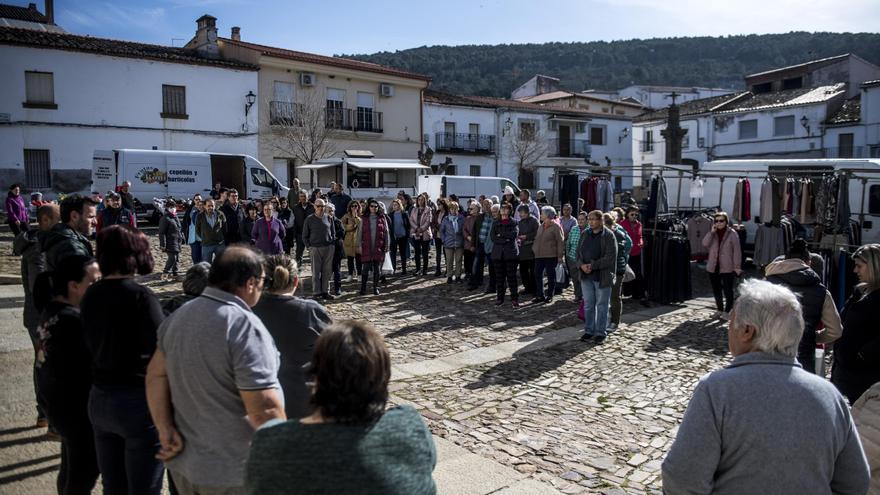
[800,115,810,135]
[618,128,629,143]
[502,117,513,136]
[245,91,256,117]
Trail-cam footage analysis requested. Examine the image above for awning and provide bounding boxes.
[347,159,428,170]
[299,161,341,170]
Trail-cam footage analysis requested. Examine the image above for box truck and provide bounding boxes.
[416,175,521,202]
[92,149,287,221]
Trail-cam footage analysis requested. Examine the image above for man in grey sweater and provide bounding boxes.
[301,198,336,300]
[662,279,869,495]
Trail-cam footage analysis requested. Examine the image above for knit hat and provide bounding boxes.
[503,186,514,195]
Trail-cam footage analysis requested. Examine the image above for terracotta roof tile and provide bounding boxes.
[221,38,430,82]
[633,92,748,123]
[825,96,861,125]
[0,3,48,23]
[424,90,631,120]
[714,84,846,113]
[0,26,258,70]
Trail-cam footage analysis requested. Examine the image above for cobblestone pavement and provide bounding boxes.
[0,226,736,494]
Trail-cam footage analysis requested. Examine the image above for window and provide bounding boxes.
[575,122,586,133]
[774,115,795,136]
[444,122,456,134]
[752,82,772,93]
[24,71,56,108]
[615,109,625,115]
[161,85,187,118]
[519,120,537,138]
[380,171,398,188]
[356,92,375,131]
[468,123,479,135]
[782,77,803,90]
[839,133,855,158]
[469,165,481,177]
[326,89,345,128]
[24,149,51,188]
[738,119,758,140]
[445,165,457,176]
[271,81,296,125]
[870,185,880,214]
[602,107,609,113]
[578,103,590,110]
[589,125,606,145]
[682,135,690,149]
[250,167,274,188]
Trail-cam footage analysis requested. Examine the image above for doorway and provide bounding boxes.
[558,125,571,157]
[209,154,245,196]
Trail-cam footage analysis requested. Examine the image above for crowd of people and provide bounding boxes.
[6,180,880,494]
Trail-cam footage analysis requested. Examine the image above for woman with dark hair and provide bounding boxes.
[158,199,183,279]
[491,204,520,308]
[182,194,203,264]
[277,197,295,254]
[252,203,286,255]
[832,243,880,404]
[80,225,166,494]
[620,206,648,306]
[253,255,332,419]
[516,205,539,295]
[356,200,391,295]
[389,199,411,275]
[409,194,433,276]
[37,255,102,494]
[241,203,257,245]
[6,183,29,235]
[342,201,362,281]
[245,320,436,494]
[432,199,448,277]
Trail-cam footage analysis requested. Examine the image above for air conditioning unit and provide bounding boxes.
[300,73,315,86]
[379,83,395,97]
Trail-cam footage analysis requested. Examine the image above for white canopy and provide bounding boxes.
[347,159,428,170]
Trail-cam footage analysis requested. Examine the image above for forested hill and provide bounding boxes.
[341,32,880,97]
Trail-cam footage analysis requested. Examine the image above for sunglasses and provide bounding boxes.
[714,219,726,224]
[369,204,378,208]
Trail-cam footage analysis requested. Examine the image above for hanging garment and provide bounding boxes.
[559,175,580,208]
[732,180,743,223]
[754,225,786,267]
[689,178,705,199]
[597,178,615,212]
[687,214,712,259]
[741,179,752,222]
[835,174,851,234]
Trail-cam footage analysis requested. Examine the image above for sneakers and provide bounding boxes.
[579,334,593,342]
[720,311,730,321]
[607,323,618,333]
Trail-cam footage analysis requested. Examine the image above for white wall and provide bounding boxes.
[711,105,826,158]
[619,86,733,109]
[422,103,496,148]
[0,44,259,193]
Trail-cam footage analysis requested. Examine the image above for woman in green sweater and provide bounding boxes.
[245,320,436,495]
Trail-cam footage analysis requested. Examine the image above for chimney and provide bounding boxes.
[45,0,54,24]
[231,26,240,41]
[192,14,220,59]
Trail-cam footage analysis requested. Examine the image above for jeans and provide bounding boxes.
[519,258,535,293]
[88,385,164,495]
[609,271,625,325]
[581,278,611,338]
[346,255,362,277]
[413,239,430,273]
[471,243,487,286]
[444,247,464,279]
[534,257,558,299]
[390,237,409,273]
[163,251,180,275]
[567,259,582,299]
[189,242,202,264]
[708,271,735,312]
[201,244,224,265]
[310,245,335,295]
[54,414,99,495]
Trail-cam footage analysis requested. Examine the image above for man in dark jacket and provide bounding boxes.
[327,183,351,219]
[292,192,315,265]
[119,181,135,212]
[220,189,244,245]
[13,203,59,427]
[576,210,617,343]
[41,194,97,271]
[96,191,136,232]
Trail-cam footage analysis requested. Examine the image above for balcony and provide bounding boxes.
[434,132,496,154]
[269,101,302,126]
[824,146,879,159]
[325,108,383,133]
[547,138,591,158]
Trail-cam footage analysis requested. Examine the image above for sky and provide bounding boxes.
[14,0,880,55]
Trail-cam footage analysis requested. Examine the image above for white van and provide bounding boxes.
[661,159,880,245]
[417,175,520,202]
[92,149,287,220]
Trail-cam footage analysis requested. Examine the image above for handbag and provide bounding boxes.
[577,299,585,321]
[623,264,636,283]
[555,263,566,283]
[381,252,394,274]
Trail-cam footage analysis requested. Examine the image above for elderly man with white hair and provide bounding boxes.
[662,279,870,495]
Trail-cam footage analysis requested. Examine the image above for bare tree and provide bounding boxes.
[269,91,338,166]
[510,121,547,188]
[418,146,453,175]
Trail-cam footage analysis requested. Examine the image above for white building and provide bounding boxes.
[745,53,880,99]
[423,90,635,198]
[0,25,259,195]
[617,85,735,110]
[824,80,880,159]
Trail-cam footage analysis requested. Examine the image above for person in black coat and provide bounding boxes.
[157,199,183,277]
[327,204,346,295]
[292,192,315,265]
[490,203,520,308]
[240,204,257,245]
[220,189,245,245]
[832,244,880,403]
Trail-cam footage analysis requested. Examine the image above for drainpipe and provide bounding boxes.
[494,107,503,177]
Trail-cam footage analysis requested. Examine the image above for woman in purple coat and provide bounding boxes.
[6,183,30,236]
[252,203,286,254]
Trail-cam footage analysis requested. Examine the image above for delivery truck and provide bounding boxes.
[92,149,287,221]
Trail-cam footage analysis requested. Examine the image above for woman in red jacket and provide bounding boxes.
[620,207,648,306]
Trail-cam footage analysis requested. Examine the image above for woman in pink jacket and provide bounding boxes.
[409,195,433,275]
[701,211,742,319]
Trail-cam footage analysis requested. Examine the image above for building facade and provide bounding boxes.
[186,17,431,190]
[0,26,258,195]
[824,80,880,159]
[617,85,735,110]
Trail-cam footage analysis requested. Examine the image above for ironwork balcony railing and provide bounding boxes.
[325,108,383,133]
[547,138,591,158]
[434,132,496,153]
[824,146,869,159]
[269,101,302,126]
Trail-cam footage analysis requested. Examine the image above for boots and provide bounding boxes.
[372,269,381,295]
[359,271,368,295]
